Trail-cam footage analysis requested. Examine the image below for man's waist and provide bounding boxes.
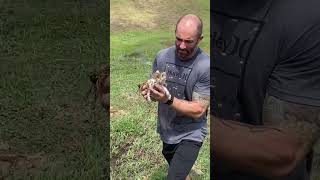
[172,115,207,124]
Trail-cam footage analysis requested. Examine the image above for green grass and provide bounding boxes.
[0,0,108,179]
[110,0,210,179]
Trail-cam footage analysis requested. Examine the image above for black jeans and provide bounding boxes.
[162,140,203,180]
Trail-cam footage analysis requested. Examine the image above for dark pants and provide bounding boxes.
[162,140,202,180]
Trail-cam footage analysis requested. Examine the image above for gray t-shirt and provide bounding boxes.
[152,46,210,144]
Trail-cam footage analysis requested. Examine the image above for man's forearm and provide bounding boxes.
[170,97,207,119]
[212,117,305,178]
[149,85,209,119]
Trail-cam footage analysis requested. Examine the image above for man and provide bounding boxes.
[211,0,320,179]
[140,14,210,180]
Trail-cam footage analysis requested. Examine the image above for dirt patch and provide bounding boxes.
[110,106,128,118]
[111,1,158,31]
[110,141,133,169]
[110,0,196,32]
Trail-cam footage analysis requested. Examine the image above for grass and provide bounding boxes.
[110,0,210,179]
[0,0,108,179]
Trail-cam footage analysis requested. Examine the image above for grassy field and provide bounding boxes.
[110,0,210,179]
[0,0,108,179]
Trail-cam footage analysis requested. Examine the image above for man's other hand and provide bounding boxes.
[150,84,170,103]
[139,84,148,95]
[139,84,157,102]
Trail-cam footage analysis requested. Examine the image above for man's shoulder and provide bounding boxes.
[195,49,210,68]
[198,49,210,61]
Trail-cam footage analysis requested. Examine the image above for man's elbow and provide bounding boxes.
[191,107,207,119]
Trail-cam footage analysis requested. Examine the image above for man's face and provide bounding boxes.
[175,25,202,60]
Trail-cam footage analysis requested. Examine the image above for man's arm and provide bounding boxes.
[170,91,210,119]
[149,84,210,119]
[212,94,320,179]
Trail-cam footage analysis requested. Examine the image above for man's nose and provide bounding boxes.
[179,41,186,49]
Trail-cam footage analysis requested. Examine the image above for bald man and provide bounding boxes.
[140,14,210,180]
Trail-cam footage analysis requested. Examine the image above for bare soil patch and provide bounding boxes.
[110,141,132,168]
[110,106,128,118]
[111,0,201,32]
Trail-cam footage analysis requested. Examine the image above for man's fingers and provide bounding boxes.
[141,84,168,103]
[139,84,148,91]
[150,88,161,97]
[141,90,147,96]
[153,84,164,92]
[142,84,148,89]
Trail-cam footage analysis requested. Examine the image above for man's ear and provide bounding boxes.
[199,35,204,41]
[196,35,203,44]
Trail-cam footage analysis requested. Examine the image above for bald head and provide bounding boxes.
[175,14,203,38]
[174,14,204,60]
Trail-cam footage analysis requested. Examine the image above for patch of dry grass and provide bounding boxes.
[110,0,206,32]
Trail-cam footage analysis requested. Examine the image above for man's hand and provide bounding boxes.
[150,84,170,103]
[139,84,148,97]
[139,84,157,102]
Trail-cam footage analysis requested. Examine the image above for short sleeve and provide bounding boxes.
[268,20,320,106]
[194,60,210,96]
